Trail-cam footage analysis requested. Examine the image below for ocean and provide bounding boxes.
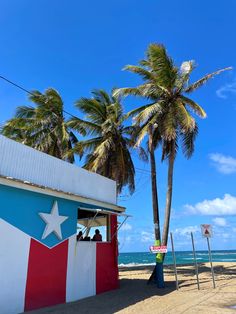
[118,250,236,267]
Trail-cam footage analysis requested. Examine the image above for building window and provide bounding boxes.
[77,208,111,242]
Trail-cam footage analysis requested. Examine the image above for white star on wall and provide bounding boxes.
[39,201,68,240]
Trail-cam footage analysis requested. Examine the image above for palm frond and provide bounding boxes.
[181,123,198,159]
[1,88,75,162]
[75,97,106,124]
[161,108,177,141]
[185,67,232,93]
[147,43,178,89]
[180,96,207,118]
[15,106,36,118]
[67,117,99,136]
[152,126,162,150]
[123,65,155,81]
[72,137,102,158]
[175,101,196,131]
[92,89,111,106]
[113,86,148,98]
[124,104,150,120]
[136,146,149,162]
[134,102,162,124]
[135,115,160,147]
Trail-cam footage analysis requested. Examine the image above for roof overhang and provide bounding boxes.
[0,176,125,213]
[77,207,131,228]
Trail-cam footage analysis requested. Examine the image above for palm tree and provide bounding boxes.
[67,89,135,194]
[114,43,231,285]
[1,88,79,163]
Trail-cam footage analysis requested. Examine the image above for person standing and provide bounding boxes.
[92,229,102,241]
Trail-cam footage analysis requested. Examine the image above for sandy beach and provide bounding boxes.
[28,262,236,314]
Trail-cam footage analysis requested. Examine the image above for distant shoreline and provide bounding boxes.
[118,249,236,267]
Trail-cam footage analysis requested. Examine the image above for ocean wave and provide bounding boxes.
[118,262,155,268]
[211,252,236,256]
[181,252,236,256]
[183,257,203,260]
[219,259,236,262]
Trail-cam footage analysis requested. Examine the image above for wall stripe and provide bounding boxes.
[24,239,68,311]
[0,219,30,314]
[96,243,119,294]
[66,237,96,302]
[96,215,119,294]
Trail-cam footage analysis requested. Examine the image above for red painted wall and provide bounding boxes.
[96,215,119,294]
[24,239,68,311]
[24,214,119,310]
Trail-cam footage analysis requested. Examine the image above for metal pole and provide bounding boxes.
[170,232,179,290]
[110,216,128,241]
[207,237,216,289]
[190,232,200,290]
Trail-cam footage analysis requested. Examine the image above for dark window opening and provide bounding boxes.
[77,208,111,242]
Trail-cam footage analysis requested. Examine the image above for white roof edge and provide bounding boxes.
[0,136,117,205]
[0,176,125,212]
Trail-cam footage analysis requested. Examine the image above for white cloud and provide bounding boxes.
[141,231,154,243]
[216,80,236,99]
[209,153,236,174]
[120,223,132,231]
[174,225,199,236]
[213,217,227,227]
[185,194,236,215]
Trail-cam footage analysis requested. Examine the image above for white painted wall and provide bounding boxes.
[0,136,117,205]
[0,219,30,314]
[66,237,96,302]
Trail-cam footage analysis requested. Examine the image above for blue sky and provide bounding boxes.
[0,0,236,252]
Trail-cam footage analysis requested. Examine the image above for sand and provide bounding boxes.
[29,262,236,314]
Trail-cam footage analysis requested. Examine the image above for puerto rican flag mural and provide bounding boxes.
[0,184,118,314]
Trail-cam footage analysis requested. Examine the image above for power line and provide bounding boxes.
[0,74,153,176]
[0,75,77,120]
[119,176,150,202]
[0,76,34,96]
[135,167,151,174]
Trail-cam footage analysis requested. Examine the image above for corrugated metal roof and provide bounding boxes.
[0,136,117,205]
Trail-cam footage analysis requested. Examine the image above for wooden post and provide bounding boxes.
[190,232,200,290]
[170,232,179,290]
[207,237,216,288]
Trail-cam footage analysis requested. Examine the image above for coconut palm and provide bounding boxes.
[67,89,136,194]
[114,43,231,284]
[1,88,79,163]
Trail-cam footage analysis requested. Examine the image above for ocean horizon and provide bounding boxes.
[118,249,236,267]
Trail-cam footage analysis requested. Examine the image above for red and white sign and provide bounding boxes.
[150,245,167,253]
[201,224,213,238]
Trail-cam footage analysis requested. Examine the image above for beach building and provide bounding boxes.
[0,135,125,314]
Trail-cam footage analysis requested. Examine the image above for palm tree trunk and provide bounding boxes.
[162,142,175,247]
[147,127,164,288]
[148,128,160,241]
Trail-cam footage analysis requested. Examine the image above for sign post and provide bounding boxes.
[200,224,216,289]
[190,232,200,290]
[170,232,179,290]
[149,245,168,254]
[206,237,216,289]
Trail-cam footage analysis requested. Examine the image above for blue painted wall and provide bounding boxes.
[0,184,80,248]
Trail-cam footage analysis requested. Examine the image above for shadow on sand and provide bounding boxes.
[28,278,176,314]
[166,263,236,278]
[28,263,236,314]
